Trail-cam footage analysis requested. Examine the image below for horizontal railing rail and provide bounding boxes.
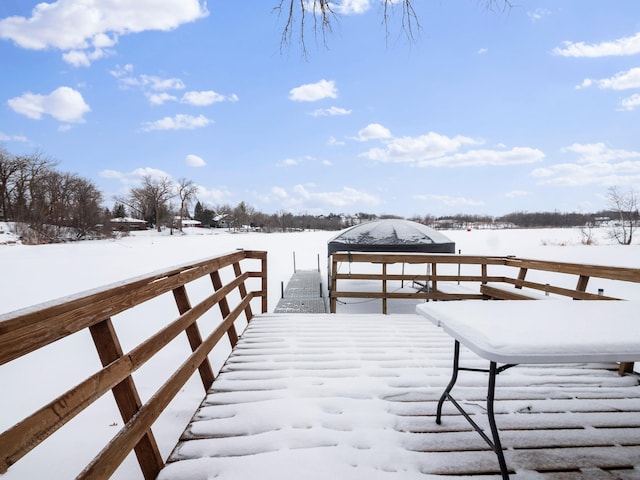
[329,252,640,313]
[0,250,267,479]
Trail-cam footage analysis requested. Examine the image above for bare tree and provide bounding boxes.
[231,201,255,231]
[275,1,510,55]
[607,186,639,245]
[118,176,174,232]
[175,178,199,232]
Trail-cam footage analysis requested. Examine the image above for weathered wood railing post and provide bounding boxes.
[431,262,438,294]
[575,275,590,299]
[330,255,338,313]
[257,252,268,313]
[0,250,269,478]
[382,263,388,314]
[89,318,164,480]
[233,261,253,321]
[516,267,528,289]
[210,271,239,347]
[173,285,216,389]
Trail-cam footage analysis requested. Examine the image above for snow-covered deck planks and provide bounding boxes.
[160,313,640,480]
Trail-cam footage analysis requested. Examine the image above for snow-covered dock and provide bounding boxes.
[160,313,640,480]
[274,270,326,313]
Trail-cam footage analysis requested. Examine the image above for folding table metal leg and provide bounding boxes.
[436,340,460,424]
[436,340,511,480]
[488,361,509,480]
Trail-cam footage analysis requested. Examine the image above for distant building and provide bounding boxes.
[180,219,202,228]
[213,214,229,228]
[109,217,148,231]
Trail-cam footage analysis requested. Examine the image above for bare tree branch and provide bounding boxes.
[275,1,511,56]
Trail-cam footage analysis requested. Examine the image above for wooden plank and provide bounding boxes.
[505,257,640,283]
[77,295,254,480]
[233,262,253,322]
[89,319,163,480]
[164,314,640,480]
[0,272,250,473]
[514,278,619,300]
[516,267,528,289]
[576,274,590,293]
[480,284,541,300]
[210,271,238,347]
[331,252,508,266]
[0,250,265,365]
[173,286,215,390]
[0,347,136,473]
[382,263,387,314]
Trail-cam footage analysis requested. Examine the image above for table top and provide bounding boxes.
[416,300,640,364]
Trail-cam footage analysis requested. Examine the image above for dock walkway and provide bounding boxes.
[273,269,326,313]
[160,313,640,480]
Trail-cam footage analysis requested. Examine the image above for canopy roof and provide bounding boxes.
[327,219,455,256]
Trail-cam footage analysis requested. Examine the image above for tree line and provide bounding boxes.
[1,148,637,244]
[0,149,105,243]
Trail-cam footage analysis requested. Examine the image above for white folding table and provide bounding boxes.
[416,300,640,479]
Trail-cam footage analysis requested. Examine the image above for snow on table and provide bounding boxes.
[158,313,640,480]
[416,300,640,364]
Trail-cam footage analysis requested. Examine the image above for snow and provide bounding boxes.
[416,300,640,363]
[1,225,639,479]
[327,219,455,254]
[330,219,452,246]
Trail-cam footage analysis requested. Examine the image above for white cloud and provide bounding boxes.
[99,167,172,185]
[553,32,640,57]
[578,67,640,91]
[359,130,544,168]
[416,147,545,168]
[148,93,178,105]
[528,8,551,22]
[141,114,211,131]
[0,132,27,142]
[309,106,352,117]
[562,142,640,163]
[181,90,239,106]
[277,158,300,167]
[477,48,488,55]
[111,66,236,106]
[293,184,380,207]
[413,194,484,207]
[289,79,338,102]
[271,186,289,199]
[505,190,530,198]
[116,73,186,91]
[620,93,640,111]
[352,123,392,142]
[63,47,113,67]
[196,185,231,204]
[8,86,90,123]
[264,184,380,211]
[531,143,640,187]
[361,131,482,163]
[185,154,206,167]
[0,0,209,66]
[110,64,134,77]
[328,136,345,146]
[332,0,371,15]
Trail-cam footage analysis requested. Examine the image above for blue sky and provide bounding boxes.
[1,1,639,218]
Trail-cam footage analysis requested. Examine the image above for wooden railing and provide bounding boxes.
[0,250,267,479]
[329,252,640,314]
